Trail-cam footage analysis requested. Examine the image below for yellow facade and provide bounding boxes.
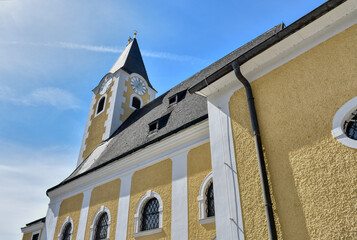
[83,82,114,160]
[120,76,151,123]
[84,178,121,240]
[22,230,42,240]
[229,24,357,239]
[53,193,84,240]
[126,159,172,240]
[187,142,216,240]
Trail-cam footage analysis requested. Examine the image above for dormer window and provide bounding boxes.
[168,95,178,106]
[149,121,158,133]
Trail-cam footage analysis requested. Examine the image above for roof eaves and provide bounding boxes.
[46,114,208,195]
[188,0,347,93]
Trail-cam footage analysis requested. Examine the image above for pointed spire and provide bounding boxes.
[109,36,154,89]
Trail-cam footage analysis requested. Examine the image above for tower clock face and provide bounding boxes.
[130,76,147,95]
[99,76,113,95]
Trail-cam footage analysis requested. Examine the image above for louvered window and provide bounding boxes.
[61,223,72,240]
[94,213,109,240]
[141,198,159,231]
[206,182,215,217]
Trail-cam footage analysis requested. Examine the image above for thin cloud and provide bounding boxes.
[0,40,206,64]
[0,140,76,240]
[0,86,80,110]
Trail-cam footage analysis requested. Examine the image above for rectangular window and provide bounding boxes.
[32,233,39,240]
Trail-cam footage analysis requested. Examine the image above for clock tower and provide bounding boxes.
[77,36,156,165]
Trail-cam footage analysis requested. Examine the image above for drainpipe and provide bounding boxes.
[232,61,278,240]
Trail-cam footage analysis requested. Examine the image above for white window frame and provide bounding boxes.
[331,96,357,149]
[58,216,73,240]
[133,190,163,238]
[129,93,143,110]
[197,172,215,225]
[95,95,107,117]
[89,206,111,240]
[31,230,41,240]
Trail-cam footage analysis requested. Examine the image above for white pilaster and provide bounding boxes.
[171,151,189,240]
[44,200,62,240]
[115,173,133,240]
[207,88,244,240]
[76,189,92,240]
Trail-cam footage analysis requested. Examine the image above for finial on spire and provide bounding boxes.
[128,36,132,44]
[134,30,137,38]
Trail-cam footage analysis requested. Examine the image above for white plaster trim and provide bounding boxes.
[198,216,215,225]
[171,151,189,240]
[31,230,41,240]
[133,228,162,238]
[89,206,111,240]
[95,95,107,117]
[76,189,92,240]
[103,75,119,140]
[207,95,244,240]
[134,190,163,234]
[129,93,143,110]
[115,173,133,240]
[332,96,357,149]
[57,217,73,240]
[198,172,213,221]
[48,120,209,203]
[44,200,61,240]
[197,0,357,97]
[21,222,44,234]
[78,93,97,165]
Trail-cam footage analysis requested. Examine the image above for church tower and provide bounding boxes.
[77,36,156,165]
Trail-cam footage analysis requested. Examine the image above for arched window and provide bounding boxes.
[141,198,159,231]
[94,212,109,240]
[58,217,73,240]
[96,96,106,114]
[90,206,111,240]
[134,190,163,237]
[132,96,141,110]
[198,172,215,224]
[344,109,357,140]
[332,96,357,148]
[206,182,215,217]
[61,223,72,240]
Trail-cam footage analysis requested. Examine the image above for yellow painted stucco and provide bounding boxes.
[22,228,43,240]
[187,142,216,240]
[229,24,357,239]
[83,81,114,160]
[84,178,121,240]
[126,159,172,240]
[120,76,150,123]
[53,193,83,240]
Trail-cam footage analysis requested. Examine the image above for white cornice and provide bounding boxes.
[197,0,357,97]
[21,222,44,234]
[48,120,209,203]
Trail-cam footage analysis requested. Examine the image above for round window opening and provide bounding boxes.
[344,109,357,140]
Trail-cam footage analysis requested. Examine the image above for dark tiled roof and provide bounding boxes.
[122,38,154,90]
[26,217,45,226]
[47,23,284,193]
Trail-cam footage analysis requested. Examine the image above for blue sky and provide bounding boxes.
[0,0,327,239]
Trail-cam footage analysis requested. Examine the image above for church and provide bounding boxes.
[21,0,356,239]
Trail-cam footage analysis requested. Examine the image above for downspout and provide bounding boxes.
[232,61,278,240]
